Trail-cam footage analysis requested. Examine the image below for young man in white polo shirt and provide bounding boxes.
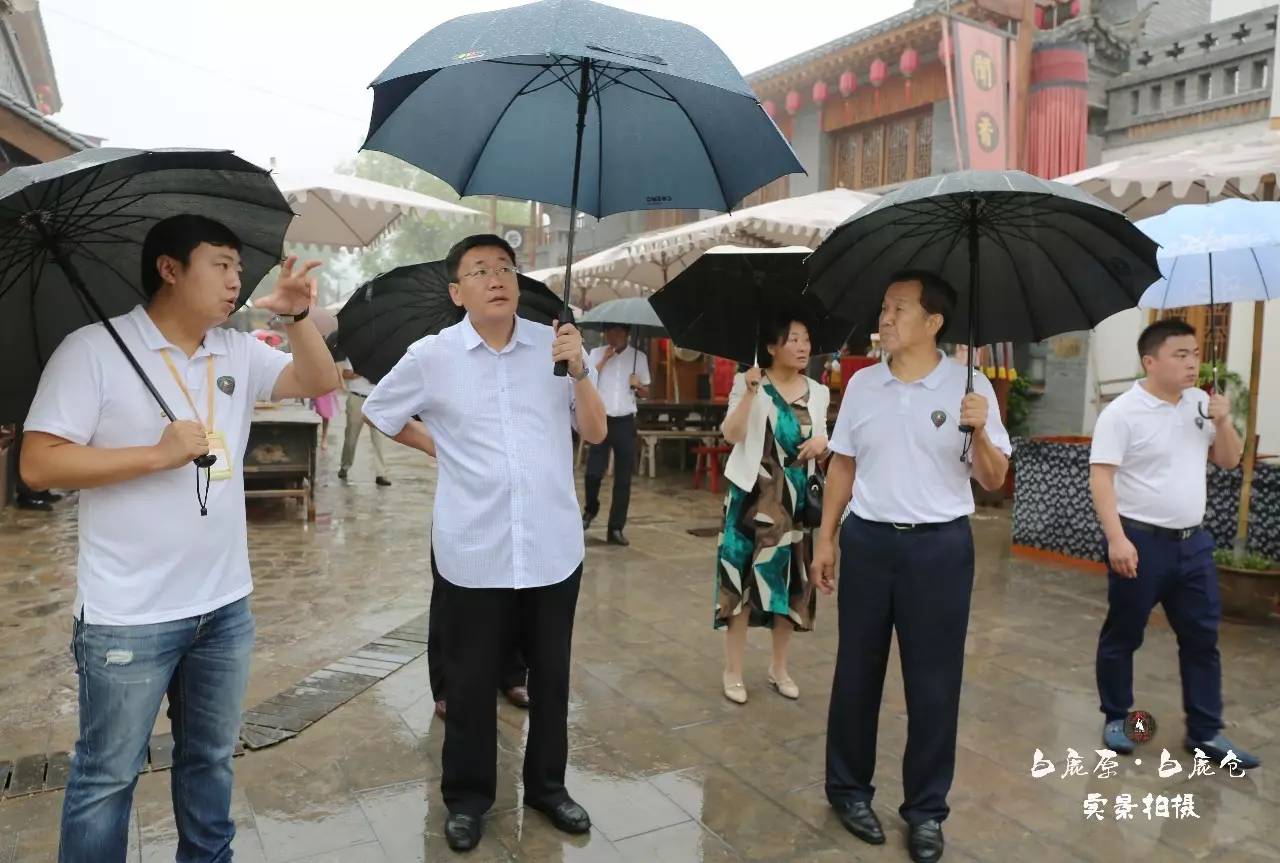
[362,234,607,853]
[582,323,650,545]
[813,271,1011,863]
[1090,318,1259,769]
[21,214,339,863]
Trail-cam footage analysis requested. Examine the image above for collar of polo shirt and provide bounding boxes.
[132,306,228,357]
[1131,380,1193,409]
[872,349,950,390]
[459,313,537,353]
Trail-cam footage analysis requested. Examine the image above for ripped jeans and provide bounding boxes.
[59,597,255,863]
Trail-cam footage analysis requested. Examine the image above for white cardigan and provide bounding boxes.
[722,372,830,493]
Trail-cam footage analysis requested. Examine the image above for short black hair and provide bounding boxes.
[757,313,812,369]
[886,269,958,341]
[445,234,517,282]
[1138,317,1197,360]
[141,215,241,299]
[604,323,630,334]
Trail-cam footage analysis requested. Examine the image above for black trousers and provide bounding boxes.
[825,515,974,826]
[439,563,582,817]
[428,551,526,701]
[584,415,636,532]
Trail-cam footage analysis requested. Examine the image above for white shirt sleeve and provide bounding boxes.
[635,350,652,386]
[974,373,1013,457]
[363,347,429,437]
[242,334,294,403]
[23,330,102,445]
[1090,403,1129,466]
[828,379,858,458]
[569,349,596,432]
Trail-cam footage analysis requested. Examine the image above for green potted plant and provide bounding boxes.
[1197,364,1248,438]
[1213,548,1280,624]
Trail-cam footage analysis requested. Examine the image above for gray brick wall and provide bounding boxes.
[1143,0,1213,38]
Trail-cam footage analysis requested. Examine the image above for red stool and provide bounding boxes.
[692,444,732,494]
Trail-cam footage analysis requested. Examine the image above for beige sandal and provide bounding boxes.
[768,672,800,700]
[722,672,748,704]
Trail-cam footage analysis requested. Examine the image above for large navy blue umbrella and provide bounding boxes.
[362,0,802,372]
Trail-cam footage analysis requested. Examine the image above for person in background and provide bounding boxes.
[310,384,338,451]
[336,358,390,486]
[1090,318,1259,770]
[815,270,1010,863]
[715,314,828,705]
[582,323,649,546]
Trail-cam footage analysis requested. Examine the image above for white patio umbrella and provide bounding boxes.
[273,169,482,249]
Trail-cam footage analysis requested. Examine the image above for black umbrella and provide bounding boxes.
[335,261,568,384]
[361,0,802,375]
[0,148,293,463]
[804,170,1160,431]
[650,247,855,367]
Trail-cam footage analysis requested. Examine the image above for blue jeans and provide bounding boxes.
[59,597,255,863]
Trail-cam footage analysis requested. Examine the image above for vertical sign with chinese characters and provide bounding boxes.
[949,18,1011,170]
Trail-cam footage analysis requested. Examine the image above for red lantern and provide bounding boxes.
[1069,0,1081,16]
[812,80,829,105]
[1034,4,1047,28]
[785,89,802,115]
[839,69,858,97]
[762,99,777,118]
[869,58,887,111]
[899,47,919,100]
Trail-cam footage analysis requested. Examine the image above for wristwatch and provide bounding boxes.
[273,306,310,325]
[570,363,591,381]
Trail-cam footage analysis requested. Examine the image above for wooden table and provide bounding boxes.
[244,404,319,521]
[636,400,728,431]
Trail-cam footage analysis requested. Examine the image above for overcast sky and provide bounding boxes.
[42,0,913,175]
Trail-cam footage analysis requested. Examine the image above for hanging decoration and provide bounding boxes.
[869,57,887,111]
[785,89,802,115]
[899,47,919,101]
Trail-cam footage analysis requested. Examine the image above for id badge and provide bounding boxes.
[206,431,233,481]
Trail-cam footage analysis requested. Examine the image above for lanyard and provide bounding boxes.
[159,351,216,516]
[160,351,216,430]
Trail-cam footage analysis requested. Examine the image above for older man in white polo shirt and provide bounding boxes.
[21,214,338,862]
[582,323,650,545]
[362,234,607,853]
[813,271,1010,863]
[1090,318,1258,770]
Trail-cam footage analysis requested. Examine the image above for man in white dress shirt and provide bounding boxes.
[813,271,1011,863]
[362,234,607,853]
[1090,318,1258,769]
[582,324,650,545]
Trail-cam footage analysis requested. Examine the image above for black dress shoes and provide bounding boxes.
[528,798,591,834]
[445,813,482,851]
[832,800,885,845]
[606,529,629,546]
[909,819,945,863]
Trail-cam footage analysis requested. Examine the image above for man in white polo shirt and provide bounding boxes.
[1090,318,1259,770]
[21,214,339,862]
[813,271,1010,863]
[362,234,607,853]
[582,323,650,545]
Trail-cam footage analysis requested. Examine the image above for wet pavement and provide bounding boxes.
[2,408,1280,862]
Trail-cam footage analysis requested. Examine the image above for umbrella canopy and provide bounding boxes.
[336,261,567,384]
[274,169,481,249]
[578,296,666,338]
[362,0,802,376]
[805,169,1161,355]
[1134,199,1280,555]
[650,246,854,367]
[0,147,292,425]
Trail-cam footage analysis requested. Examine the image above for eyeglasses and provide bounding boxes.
[459,266,519,281]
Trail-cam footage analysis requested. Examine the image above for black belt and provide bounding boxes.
[1121,517,1201,542]
[852,514,967,533]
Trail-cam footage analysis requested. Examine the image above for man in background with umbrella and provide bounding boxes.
[20,214,338,862]
[812,271,1010,863]
[1090,318,1259,770]
[583,323,650,545]
[362,234,607,852]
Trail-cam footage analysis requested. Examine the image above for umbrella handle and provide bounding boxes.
[958,198,980,435]
[554,59,593,378]
[42,230,217,471]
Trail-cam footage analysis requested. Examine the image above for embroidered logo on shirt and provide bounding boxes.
[930,409,947,428]
[1195,416,1205,430]
[217,375,236,395]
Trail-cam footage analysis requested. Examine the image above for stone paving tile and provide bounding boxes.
[3,406,1280,861]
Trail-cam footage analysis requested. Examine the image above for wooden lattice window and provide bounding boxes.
[738,174,790,208]
[885,118,912,185]
[830,108,933,191]
[1154,305,1232,363]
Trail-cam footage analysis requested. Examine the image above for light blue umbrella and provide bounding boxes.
[1136,199,1280,553]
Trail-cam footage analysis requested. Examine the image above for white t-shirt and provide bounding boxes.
[23,306,291,625]
[1090,381,1216,529]
[337,359,373,397]
[829,353,1012,524]
[588,345,650,417]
